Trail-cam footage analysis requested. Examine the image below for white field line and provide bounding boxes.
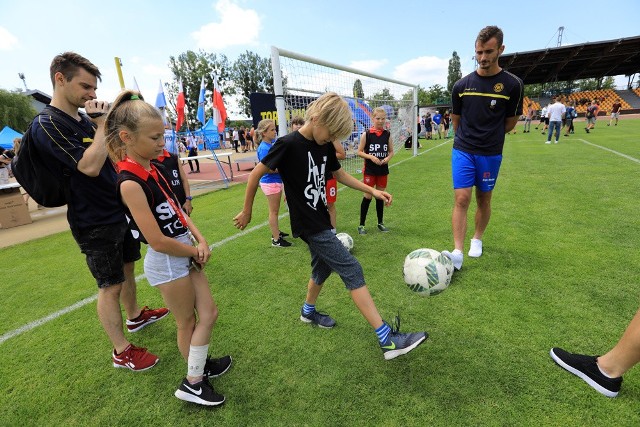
[578,138,640,164]
[0,141,451,345]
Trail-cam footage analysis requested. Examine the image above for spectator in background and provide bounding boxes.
[535,104,548,131]
[443,110,451,137]
[523,104,534,133]
[232,127,239,152]
[424,112,433,139]
[608,99,622,126]
[585,100,598,133]
[545,96,566,144]
[432,110,442,139]
[0,147,14,184]
[247,125,255,151]
[563,101,577,136]
[186,133,200,174]
[239,126,247,153]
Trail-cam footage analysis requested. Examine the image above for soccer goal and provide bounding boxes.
[270,47,418,174]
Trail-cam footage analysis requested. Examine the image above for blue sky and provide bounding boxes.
[1,0,638,118]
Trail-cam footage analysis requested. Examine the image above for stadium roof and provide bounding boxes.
[499,36,640,85]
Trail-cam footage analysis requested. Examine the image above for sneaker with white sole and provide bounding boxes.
[545,141,551,144]
[175,377,225,406]
[380,316,427,360]
[204,355,233,378]
[441,249,463,270]
[126,306,170,332]
[300,308,336,328]
[550,347,622,398]
[112,344,159,371]
[468,239,483,258]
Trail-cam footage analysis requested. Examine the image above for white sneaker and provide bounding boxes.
[545,141,551,144]
[468,239,483,258]
[554,140,558,144]
[442,249,463,270]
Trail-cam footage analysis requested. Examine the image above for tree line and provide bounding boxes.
[0,49,627,133]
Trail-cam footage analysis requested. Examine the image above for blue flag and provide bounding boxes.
[196,76,206,125]
[155,80,166,110]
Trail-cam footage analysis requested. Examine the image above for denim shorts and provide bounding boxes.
[305,229,365,290]
[72,222,142,289]
[144,233,192,286]
[452,148,502,192]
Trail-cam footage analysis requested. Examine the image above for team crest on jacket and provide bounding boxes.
[494,83,504,93]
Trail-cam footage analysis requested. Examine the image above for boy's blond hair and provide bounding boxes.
[305,92,353,141]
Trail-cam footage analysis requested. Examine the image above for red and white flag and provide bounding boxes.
[212,74,227,133]
[175,80,186,132]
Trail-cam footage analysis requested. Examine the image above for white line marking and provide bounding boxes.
[579,139,640,164]
[0,142,450,345]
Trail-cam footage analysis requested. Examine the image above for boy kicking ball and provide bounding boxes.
[234,92,427,360]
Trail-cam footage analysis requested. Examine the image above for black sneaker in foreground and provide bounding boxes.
[377,223,389,232]
[380,316,427,360]
[175,377,225,406]
[300,309,336,328]
[272,237,292,247]
[204,355,232,378]
[549,347,622,397]
[279,230,290,238]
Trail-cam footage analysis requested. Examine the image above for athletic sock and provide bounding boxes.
[360,197,372,226]
[187,344,209,380]
[302,302,315,316]
[375,199,384,224]
[375,323,391,344]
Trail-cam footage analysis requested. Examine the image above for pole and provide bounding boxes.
[114,57,125,90]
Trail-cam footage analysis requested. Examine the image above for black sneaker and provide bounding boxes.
[272,237,292,247]
[550,347,622,397]
[204,355,232,378]
[377,223,389,232]
[300,309,336,328]
[380,316,427,360]
[279,230,290,238]
[358,225,366,235]
[174,377,225,406]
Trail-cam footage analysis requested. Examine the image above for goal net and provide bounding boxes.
[270,47,418,174]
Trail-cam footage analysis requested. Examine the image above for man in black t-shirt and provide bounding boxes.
[31,53,167,371]
[442,26,523,271]
[234,93,427,360]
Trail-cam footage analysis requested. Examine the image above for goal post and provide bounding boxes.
[270,46,418,174]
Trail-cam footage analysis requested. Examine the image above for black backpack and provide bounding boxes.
[11,108,89,207]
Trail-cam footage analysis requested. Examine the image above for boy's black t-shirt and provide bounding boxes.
[260,131,340,238]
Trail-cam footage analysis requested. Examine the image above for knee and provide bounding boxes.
[175,312,197,333]
[198,304,219,329]
[454,194,471,209]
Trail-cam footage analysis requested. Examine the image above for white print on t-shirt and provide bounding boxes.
[156,201,185,234]
[367,143,388,158]
[304,152,327,211]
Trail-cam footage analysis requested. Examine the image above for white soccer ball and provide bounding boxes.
[403,248,454,296]
[336,232,354,252]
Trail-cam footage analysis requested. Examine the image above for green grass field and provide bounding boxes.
[2,119,640,426]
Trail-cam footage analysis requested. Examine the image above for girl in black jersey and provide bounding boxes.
[105,91,230,407]
[357,107,394,234]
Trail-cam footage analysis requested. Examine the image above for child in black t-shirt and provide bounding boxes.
[106,91,230,406]
[234,92,427,360]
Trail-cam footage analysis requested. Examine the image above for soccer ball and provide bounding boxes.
[336,232,354,252]
[403,248,454,296]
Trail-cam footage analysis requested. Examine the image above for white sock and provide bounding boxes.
[187,344,209,380]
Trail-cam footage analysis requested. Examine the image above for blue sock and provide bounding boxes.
[375,323,391,344]
[302,302,315,316]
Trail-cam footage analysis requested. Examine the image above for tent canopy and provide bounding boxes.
[0,126,22,150]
